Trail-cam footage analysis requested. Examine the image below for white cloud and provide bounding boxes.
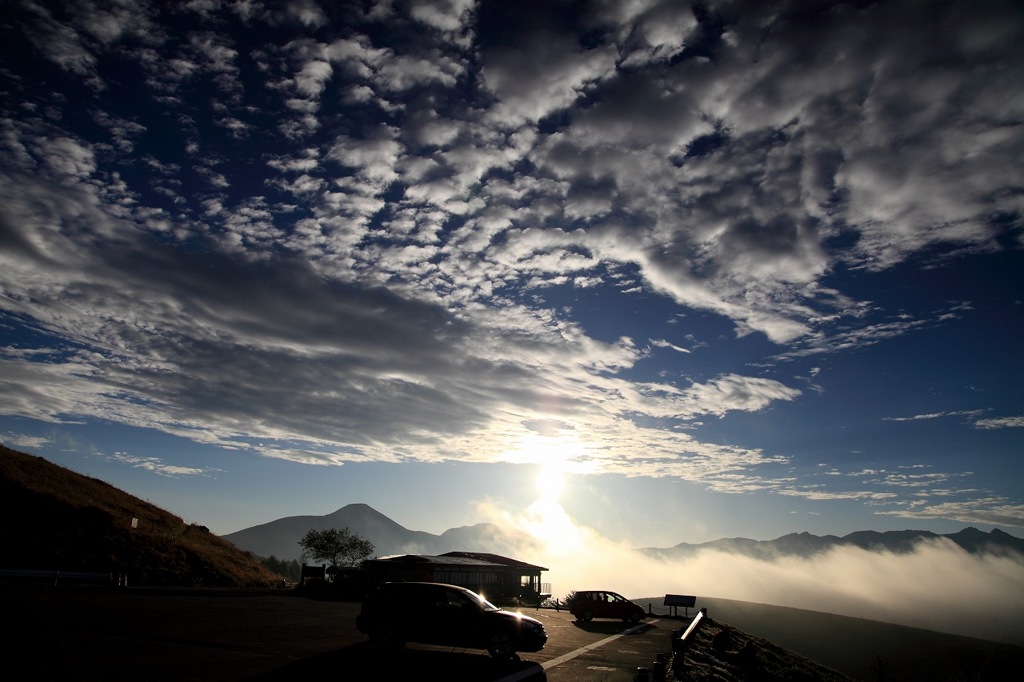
[1,0,1021,528]
[884,409,986,423]
[327,127,402,188]
[408,0,474,34]
[20,1,98,77]
[287,0,327,29]
[266,149,321,173]
[108,452,214,477]
[482,33,619,127]
[650,339,690,354]
[293,59,333,98]
[678,374,801,418]
[780,488,900,502]
[35,136,96,178]
[100,125,146,154]
[79,1,150,45]
[377,52,464,92]
[880,497,1024,528]
[975,416,1024,430]
[2,433,52,450]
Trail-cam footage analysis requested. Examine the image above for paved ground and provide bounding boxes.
[4,587,683,681]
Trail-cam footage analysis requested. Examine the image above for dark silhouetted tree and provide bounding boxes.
[298,527,374,568]
[259,554,301,582]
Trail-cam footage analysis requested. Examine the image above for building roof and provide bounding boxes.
[442,551,548,571]
[367,551,547,572]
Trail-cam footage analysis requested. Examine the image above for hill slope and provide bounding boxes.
[0,445,279,587]
[675,612,853,681]
[662,596,1024,682]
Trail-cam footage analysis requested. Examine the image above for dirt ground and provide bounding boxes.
[3,585,678,681]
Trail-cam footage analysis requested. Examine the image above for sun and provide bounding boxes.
[499,429,597,551]
[528,446,590,554]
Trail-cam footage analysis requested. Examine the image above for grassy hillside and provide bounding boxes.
[0,445,279,587]
[640,596,1024,681]
[678,613,853,681]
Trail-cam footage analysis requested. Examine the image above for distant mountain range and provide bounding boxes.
[221,503,532,561]
[221,502,1024,563]
[640,527,1024,560]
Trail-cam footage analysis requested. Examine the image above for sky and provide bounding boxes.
[1,0,1023,562]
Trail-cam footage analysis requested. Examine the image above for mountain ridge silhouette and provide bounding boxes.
[221,502,1024,562]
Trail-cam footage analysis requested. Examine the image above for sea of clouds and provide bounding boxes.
[482,498,1024,646]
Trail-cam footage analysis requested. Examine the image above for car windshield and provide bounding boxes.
[462,589,500,611]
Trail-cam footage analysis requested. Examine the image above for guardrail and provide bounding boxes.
[670,607,707,678]
[634,607,708,682]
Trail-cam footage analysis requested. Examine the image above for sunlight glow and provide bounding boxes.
[536,462,565,502]
[503,431,594,475]
[494,429,606,554]
[523,497,585,556]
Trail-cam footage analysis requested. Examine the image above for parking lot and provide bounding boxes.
[5,587,680,681]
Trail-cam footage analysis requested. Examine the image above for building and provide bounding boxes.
[361,551,550,605]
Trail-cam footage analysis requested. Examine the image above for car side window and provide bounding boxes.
[428,587,452,608]
[444,590,471,608]
[407,586,440,609]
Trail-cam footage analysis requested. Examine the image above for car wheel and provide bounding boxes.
[625,612,641,624]
[369,626,404,650]
[580,610,593,622]
[486,631,518,660]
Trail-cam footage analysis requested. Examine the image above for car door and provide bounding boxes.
[606,592,629,619]
[582,591,600,616]
[430,586,480,648]
[401,584,440,643]
[581,591,603,618]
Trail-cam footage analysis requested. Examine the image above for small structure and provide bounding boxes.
[299,563,326,587]
[361,551,549,605]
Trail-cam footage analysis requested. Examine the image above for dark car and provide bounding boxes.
[569,590,646,623]
[356,582,547,659]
